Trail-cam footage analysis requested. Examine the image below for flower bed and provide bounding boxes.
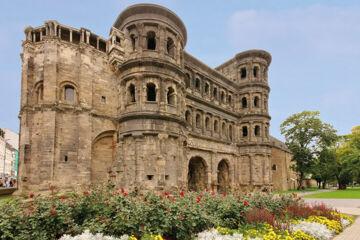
[0,186,353,240]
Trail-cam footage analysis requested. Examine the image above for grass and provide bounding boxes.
[302,188,360,199]
[275,187,326,194]
[0,195,12,203]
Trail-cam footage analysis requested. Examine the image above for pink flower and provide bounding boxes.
[51,211,56,215]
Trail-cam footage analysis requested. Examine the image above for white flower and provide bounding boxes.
[290,221,334,240]
[59,230,130,240]
[340,218,351,228]
[195,229,245,240]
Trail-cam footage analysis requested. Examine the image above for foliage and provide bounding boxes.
[0,186,353,240]
[280,111,338,189]
[335,126,360,189]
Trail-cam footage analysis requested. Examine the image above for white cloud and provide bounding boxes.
[227,5,360,58]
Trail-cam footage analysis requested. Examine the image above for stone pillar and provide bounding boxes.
[70,30,73,42]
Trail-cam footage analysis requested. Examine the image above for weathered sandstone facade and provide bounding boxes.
[18,4,293,193]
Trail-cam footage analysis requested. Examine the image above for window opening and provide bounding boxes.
[242,126,248,137]
[195,78,200,91]
[146,83,156,101]
[167,37,175,57]
[253,66,259,78]
[167,87,175,105]
[196,114,201,128]
[101,96,106,103]
[213,87,217,99]
[129,84,136,102]
[242,97,247,108]
[147,31,156,50]
[130,34,136,51]
[255,125,260,136]
[214,120,218,132]
[241,67,247,79]
[205,117,210,130]
[254,96,259,107]
[147,175,154,180]
[64,86,75,101]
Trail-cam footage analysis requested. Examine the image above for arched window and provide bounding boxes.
[222,122,226,137]
[228,95,232,105]
[36,84,43,103]
[254,125,260,136]
[213,87,217,99]
[241,67,247,79]
[167,87,175,105]
[242,97,247,108]
[64,85,75,101]
[254,96,259,108]
[253,66,259,78]
[214,120,219,132]
[242,126,248,137]
[196,114,201,128]
[220,91,225,104]
[147,31,156,50]
[214,120,218,132]
[185,111,191,125]
[185,73,191,88]
[146,83,156,101]
[130,34,136,51]
[205,117,210,130]
[229,125,233,141]
[195,78,201,91]
[128,84,136,103]
[166,37,175,57]
[204,83,209,95]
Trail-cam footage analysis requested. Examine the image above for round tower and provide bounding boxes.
[111,4,188,190]
[235,50,272,191]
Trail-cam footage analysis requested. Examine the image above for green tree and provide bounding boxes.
[311,148,337,189]
[280,111,337,189]
[335,126,360,189]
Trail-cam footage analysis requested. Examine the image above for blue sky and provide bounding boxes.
[1,0,359,140]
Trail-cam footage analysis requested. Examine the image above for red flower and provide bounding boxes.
[181,188,185,191]
[164,192,168,195]
[121,189,125,193]
[141,226,145,230]
[200,194,203,198]
[61,196,66,199]
[106,201,109,206]
[223,193,226,197]
[160,196,163,200]
[180,191,184,197]
[179,214,184,220]
[52,205,55,209]
[30,202,33,206]
[206,212,209,216]
[205,188,209,192]
[115,192,120,195]
[20,208,23,211]
[166,195,170,199]
[29,193,34,198]
[240,212,243,216]
[30,207,35,211]
[211,191,215,195]
[51,211,56,215]
[196,197,201,203]
[83,191,89,194]
[244,201,248,206]
[123,193,128,197]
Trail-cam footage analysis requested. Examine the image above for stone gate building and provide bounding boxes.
[17,4,294,193]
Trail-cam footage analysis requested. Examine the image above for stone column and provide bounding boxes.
[70,30,73,42]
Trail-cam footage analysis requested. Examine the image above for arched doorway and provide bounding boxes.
[91,132,115,185]
[188,156,207,191]
[218,159,230,193]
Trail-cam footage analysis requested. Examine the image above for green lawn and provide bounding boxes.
[0,195,12,203]
[302,188,360,199]
[275,187,325,194]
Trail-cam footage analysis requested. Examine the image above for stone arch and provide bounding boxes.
[185,109,192,125]
[218,159,230,193]
[166,85,176,105]
[91,130,116,185]
[33,80,44,103]
[188,156,208,191]
[147,31,156,50]
[185,73,191,88]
